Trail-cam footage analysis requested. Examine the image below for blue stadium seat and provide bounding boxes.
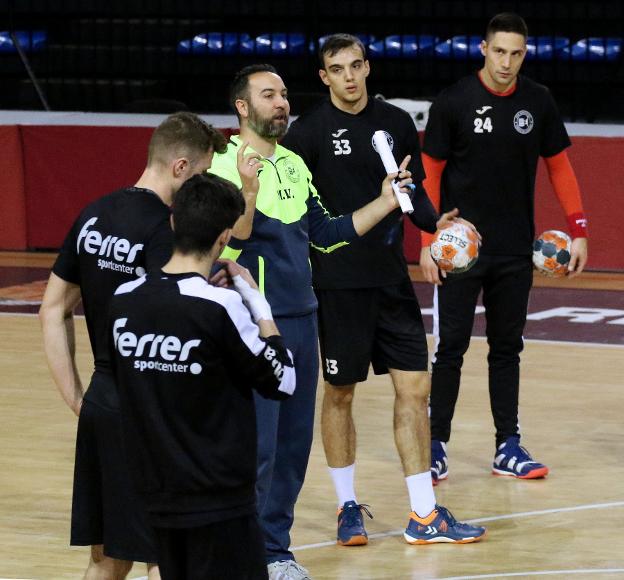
[367,38,385,58]
[239,34,256,55]
[534,36,569,60]
[435,36,482,59]
[177,32,249,55]
[605,37,622,61]
[524,36,538,61]
[0,30,47,53]
[567,37,622,61]
[255,33,306,56]
[413,35,438,56]
[370,35,438,58]
[356,33,377,50]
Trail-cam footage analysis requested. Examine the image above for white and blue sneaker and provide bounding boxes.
[404,504,486,544]
[492,436,549,479]
[431,439,449,485]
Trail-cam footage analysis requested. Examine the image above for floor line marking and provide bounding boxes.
[427,333,624,349]
[436,569,624,580]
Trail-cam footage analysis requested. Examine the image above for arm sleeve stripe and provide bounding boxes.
[310,240,350,253]
[543,151,588,238]
[177,277,265,356]
[114,276,147,295]
[278,359,296,395]
[221,246,243,262]
[420,154,447,246]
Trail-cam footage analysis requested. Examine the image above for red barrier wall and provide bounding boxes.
[0,126,27,249]
[22,125,154,249]
[1,124,623,270]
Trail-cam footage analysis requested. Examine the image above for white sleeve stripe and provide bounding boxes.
[114,276,147,295]
[278,365,296,395]
[177,277,265,356]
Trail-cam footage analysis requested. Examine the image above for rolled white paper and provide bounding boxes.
[372,130,414,214]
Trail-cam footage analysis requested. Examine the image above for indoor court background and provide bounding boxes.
[2,0,624,578]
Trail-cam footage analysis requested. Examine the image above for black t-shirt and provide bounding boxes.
[109,271,295,525]
[282,97,437,289]
[423,73,571,256]
[52,187,173,408]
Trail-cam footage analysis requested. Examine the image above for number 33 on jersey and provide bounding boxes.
[332,129,351,155]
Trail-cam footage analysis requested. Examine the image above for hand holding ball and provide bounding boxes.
[430,222,480,274]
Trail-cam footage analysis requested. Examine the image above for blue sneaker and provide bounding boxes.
[404,505,486,544]
[336,501,373,546]
[431,439,449,485]
[492,436,549,479]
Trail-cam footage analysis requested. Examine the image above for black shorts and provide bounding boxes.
[71,381,158,563]
[155,515,268,580]
[316,279,429,385]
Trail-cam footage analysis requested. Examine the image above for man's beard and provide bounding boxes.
[248,105,288,139]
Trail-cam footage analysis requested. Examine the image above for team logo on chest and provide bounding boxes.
[282,158,300,183]
[513,110,534,134]
[371,130,394,152]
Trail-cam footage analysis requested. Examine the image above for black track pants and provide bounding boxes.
[430,255,533,446]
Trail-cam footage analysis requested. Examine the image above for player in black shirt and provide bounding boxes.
[110,173,295,580]
[282,33,486,547]
[420,14,588,483]
[39,113,227,578]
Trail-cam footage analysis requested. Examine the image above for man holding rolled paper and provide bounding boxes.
[282,33,485,547]
[209,63,419,580]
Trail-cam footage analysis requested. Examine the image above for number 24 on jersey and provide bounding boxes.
[474,117,493,133]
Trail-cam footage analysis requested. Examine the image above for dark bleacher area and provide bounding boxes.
[1,0,623,122]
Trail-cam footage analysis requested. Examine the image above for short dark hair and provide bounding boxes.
[230,64,278,119]
[318,33,367,68]
[171,174,245,256]
[147,112,227,167]
[485,12,529,41]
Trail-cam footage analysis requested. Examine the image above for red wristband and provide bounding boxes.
[566,212,588,238]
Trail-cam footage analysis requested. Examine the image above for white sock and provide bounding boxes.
[406,471,436,518]
[328,464,356,507]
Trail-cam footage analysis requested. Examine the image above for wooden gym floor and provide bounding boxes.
[1,253,623,579]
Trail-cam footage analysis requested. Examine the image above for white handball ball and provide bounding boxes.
[430,222,480,274]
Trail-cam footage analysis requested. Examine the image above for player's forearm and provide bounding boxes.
[420,154,446,246]
[407,182,439,234]
[257,319,280,338]
[544,151,588,238]
[352,195,398,236]
[253,335,296,400]
[40,310,84,415]
[230,193,257,240]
